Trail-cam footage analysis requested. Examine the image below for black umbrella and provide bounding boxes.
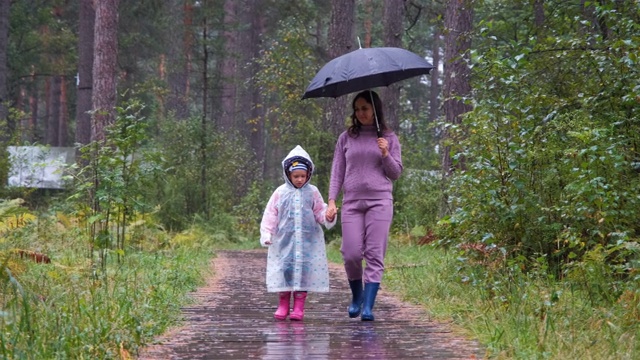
[302,46,434,136]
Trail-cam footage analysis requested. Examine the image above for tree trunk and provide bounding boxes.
[199,0,211,218]
[41,21,53,143]
[44,77,51,143]
[533,0,545,28]
[248,4,267,178]
[326,0,356,137]
[382,0,404,131]
[91,0,120,143]
[442,0,473,175]
[219,0,238,133]
[0,0,10,141]
[59,76,68,146]
[429,29,440,123]
[165,0,190,120]
[18,83,28,142]
[75,0,95,145]
[363,0,373,47]
[46,76,60,146]
[238,1,265,174]
[29,71,38,142]
[236,0,253,141]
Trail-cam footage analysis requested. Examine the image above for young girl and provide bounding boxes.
[260,145,337,321]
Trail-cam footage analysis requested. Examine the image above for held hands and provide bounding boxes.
[326,201,339,222]
[377,137,389,158]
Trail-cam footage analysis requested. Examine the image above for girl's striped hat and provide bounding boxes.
[288,161,308,172]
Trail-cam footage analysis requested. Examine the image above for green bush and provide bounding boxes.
[0,209,214,359]
[146,116,257,231]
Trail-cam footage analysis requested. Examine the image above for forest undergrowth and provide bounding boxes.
[0,201,220,359]
[356,239,639,359]
[2,1,639,359]
[1,107,638,359]
[0,195,638,359]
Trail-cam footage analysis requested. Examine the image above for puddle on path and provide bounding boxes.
[139,250,483,359]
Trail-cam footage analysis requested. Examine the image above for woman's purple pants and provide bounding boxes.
[340,199,393,283]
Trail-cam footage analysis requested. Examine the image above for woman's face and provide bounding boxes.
[354,97,374,126]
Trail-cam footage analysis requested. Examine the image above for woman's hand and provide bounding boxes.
[326,200,338,222]
[377,137,389,158]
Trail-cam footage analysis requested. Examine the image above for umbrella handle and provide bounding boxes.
[368,90,382,138]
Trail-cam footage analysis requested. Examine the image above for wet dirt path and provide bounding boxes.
[138,250,483,359]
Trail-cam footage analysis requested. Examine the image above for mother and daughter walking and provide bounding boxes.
[260,90,403,322]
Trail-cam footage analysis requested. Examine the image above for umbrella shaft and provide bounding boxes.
[369,91,381,138]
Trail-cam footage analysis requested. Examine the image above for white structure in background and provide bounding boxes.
[7,146,75,189]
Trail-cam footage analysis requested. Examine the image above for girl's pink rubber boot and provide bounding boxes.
[274,292,291,320]
[289,291,307,321]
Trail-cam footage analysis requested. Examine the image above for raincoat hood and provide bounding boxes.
[282,145,314,188]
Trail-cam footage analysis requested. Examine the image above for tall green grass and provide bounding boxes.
[379,240,639,359]
[0,213,217,359]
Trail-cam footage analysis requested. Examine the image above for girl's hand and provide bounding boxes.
[377,137,389,158]
[260,234,272,246]
[326,201,338,222]
[326,211,336,222]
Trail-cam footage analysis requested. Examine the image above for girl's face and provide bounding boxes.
[354,97,374,126]
[289,169,308,188]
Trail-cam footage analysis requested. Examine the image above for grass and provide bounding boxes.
[0,213,219,359]
[3,204,638,359]
[377,238,640,359]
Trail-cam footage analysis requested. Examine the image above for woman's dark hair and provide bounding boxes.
[348,90,387,137]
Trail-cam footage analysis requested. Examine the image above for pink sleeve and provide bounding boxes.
[313,187,336,229]
[259,190,280,245]
[329,132,347,201]
[312,189,327,224]
[382,132,403,180]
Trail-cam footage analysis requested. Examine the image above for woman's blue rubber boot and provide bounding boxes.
[361,282,380,321]
[348,279,364,318]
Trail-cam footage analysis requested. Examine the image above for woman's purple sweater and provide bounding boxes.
[329,125,403,202]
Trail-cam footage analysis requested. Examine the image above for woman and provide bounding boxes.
[325,90,403,321]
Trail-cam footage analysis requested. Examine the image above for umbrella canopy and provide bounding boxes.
[302,47,434,99]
